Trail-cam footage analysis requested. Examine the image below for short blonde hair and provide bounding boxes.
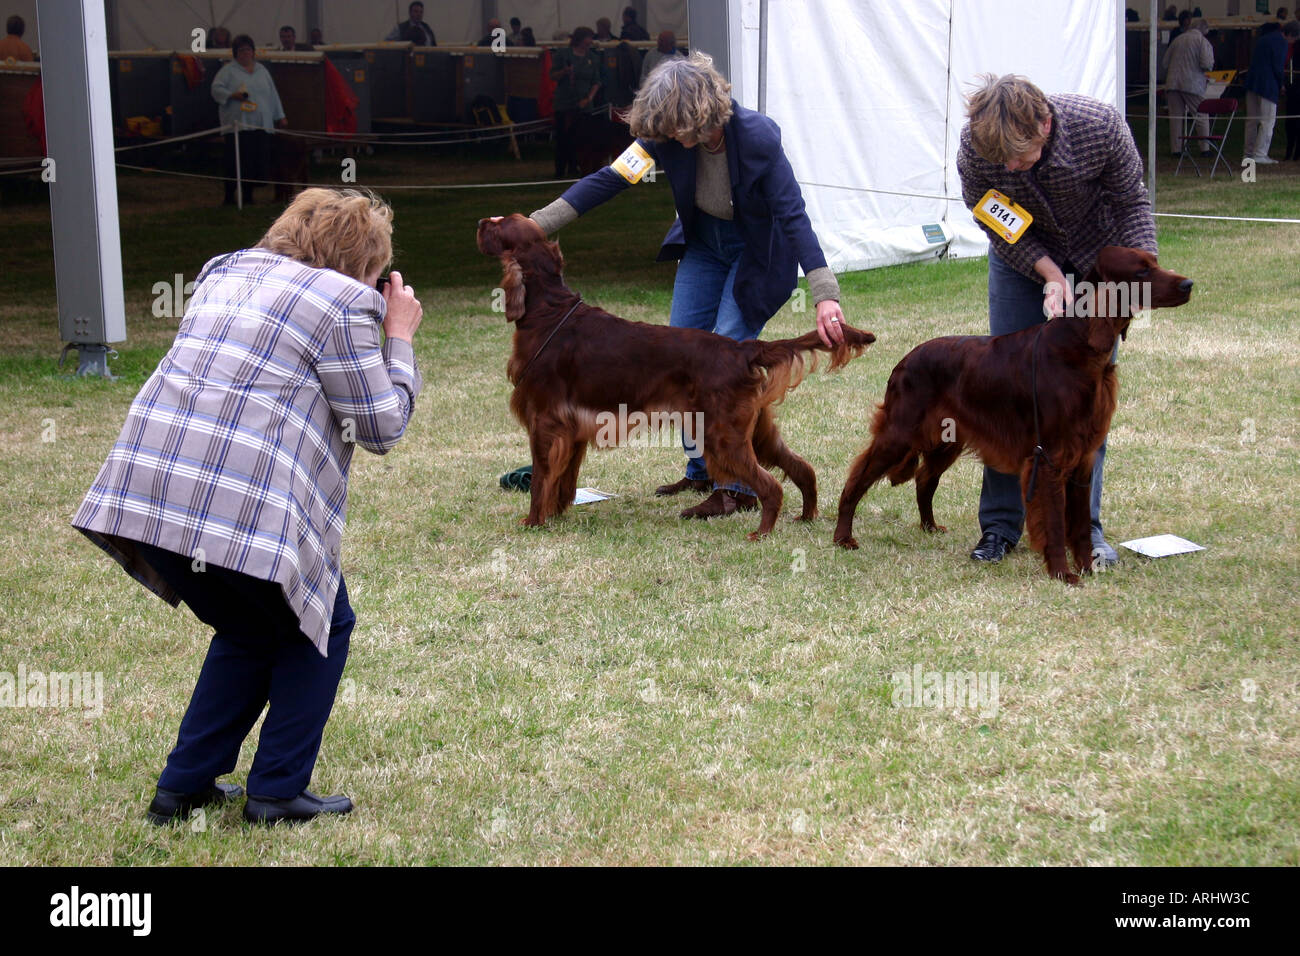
[258,188,393,282]
[965,74,1052,165]
[628,51,733,142]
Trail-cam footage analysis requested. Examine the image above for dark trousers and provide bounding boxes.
[222,128,271,204]
[978,253,1112,546]
[554,109,579,177]
[135,541,354,799]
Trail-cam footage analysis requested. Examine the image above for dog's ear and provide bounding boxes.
[1093,246,1147,283]
[500,253,526,322]
[544,239,565,280]
[516,238,564,281]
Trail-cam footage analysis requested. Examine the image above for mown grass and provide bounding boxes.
[0,142,1296,865]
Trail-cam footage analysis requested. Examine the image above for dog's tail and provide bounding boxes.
[747,324,876,405]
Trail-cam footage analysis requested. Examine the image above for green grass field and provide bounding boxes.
[0,142,1296,865]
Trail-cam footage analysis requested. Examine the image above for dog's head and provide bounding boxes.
[1089,246,1193,341]
[477,214,566,322]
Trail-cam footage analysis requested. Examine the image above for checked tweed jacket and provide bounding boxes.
[957,93,1158,280]
[73,249,422,656]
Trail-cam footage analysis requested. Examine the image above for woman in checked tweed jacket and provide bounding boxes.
[74,188,423,825]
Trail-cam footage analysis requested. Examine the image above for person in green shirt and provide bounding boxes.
[550,26,604,177]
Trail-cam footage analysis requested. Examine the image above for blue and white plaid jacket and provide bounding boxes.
[73,248,422,655]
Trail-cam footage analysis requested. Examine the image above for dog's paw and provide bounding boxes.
[835,536,860,550]
[746,530,769,542]
[921,522,947,534]
[796,508,818,522]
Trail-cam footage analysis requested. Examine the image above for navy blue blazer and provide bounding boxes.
[558,102,830,330]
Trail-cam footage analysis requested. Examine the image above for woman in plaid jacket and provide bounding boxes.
[74,189,424,825]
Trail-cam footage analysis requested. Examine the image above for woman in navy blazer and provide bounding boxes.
[527,52,846,518]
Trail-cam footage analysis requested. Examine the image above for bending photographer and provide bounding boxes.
[73,188,423,825]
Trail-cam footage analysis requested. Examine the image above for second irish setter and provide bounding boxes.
[833,246,1193,583]
[477,214,876,539]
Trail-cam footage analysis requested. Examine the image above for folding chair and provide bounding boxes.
[1175,97,1237,178]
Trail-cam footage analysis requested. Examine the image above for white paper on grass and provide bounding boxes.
[573,488,615,506]
[1119,534,1206,558]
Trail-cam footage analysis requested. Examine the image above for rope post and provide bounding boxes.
[233,116,243,211]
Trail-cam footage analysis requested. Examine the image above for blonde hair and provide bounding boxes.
[965,74,1052,165]
[258,188,393,282]
[627,51,733,142]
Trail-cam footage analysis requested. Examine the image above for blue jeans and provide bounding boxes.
[979,253,1114,546]
[136,541,354,800]
[669,213,763,494]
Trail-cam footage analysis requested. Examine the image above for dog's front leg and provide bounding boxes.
[522,423,570,527]
[1022,462,1078,585]
[1066,459,1095,575]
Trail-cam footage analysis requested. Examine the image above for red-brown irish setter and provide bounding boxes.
[477,214,876,539]
[833,246,1193,583]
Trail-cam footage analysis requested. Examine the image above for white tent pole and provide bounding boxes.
[757,0,768,114]
[1148,0,1157,206]
[234,116,243,211]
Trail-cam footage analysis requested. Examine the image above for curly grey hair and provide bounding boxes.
[627,51,734,142]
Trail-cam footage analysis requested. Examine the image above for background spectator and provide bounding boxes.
[208,26,232,49]
[550,26,603,178]
[1244,21,1293,163]
[509,17,524,45]
[387,1,436,45]
[310,28,324,46]
[620,6,649,41]
[479,17,503,46]
[211,34,287,205]
[1285,21,1299,159]
[640,30,682,86]
[1162,18,1214,156]
[1169,10,1191,42]
[0,14,33,61]
[521,27,536,46]
[595,17,615,42]
[278,25,298,51]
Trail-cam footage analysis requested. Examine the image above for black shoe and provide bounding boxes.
[243,789,353,825]
[147,781,244,825]
[969,531,1015,563]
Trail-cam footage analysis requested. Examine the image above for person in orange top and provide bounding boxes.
[0,15,34,61]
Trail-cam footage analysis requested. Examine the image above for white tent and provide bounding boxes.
[720,0,1127,272]
[21,0,1132,279]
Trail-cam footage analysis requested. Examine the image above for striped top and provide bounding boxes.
[72,249,422,655]
[957,94,1157,281]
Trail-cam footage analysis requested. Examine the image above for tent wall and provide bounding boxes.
[734,0,1124,272]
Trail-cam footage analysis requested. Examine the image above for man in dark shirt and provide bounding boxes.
[386,1,436,46]
[620,6,650,41]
